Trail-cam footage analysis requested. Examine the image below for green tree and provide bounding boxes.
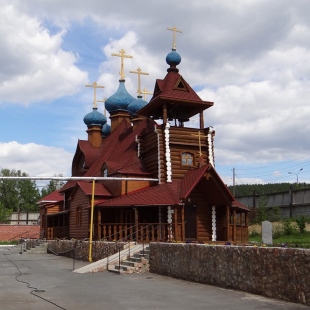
[0,200,12,223]
[40,174,64,198]
[254,195,268,223]
[0,168,40,212]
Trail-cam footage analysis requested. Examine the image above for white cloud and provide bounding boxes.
[1,0,310,184]
[0,141,72,176]
[0,3,88,105]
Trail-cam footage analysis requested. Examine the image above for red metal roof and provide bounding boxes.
[138,70,213,118]
[97,182,181,207]
[38,190,63,204]
[77,181,112,197]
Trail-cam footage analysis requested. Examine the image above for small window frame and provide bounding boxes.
[181,151,195,167]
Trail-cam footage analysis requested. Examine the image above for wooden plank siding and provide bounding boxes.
[189,187,212,241]
[216,205,228,241]
[121,179,151,195]
[46,204,62,214]
[68,187,90,240]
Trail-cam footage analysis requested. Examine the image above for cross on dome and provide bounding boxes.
[111,49,133,80]
[141,88,152,101]
[129,67,149,95]
[97,97,107,116]
[85,82,105,108]
[167,26,182,50]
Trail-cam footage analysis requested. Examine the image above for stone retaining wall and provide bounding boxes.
[47,240,125,262]
[149,243,310,306]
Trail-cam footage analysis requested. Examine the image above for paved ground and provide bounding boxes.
[0,245,309,310]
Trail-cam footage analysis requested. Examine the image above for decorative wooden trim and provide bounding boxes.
[164,123,172,182]
[135,135,141,158]
[154,125,162,184]
[208,128,215,167]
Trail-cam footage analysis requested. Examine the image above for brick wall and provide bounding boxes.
[0,225,40,241]
[150,243,310,306]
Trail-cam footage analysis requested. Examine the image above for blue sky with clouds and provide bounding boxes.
[1,0,310,186]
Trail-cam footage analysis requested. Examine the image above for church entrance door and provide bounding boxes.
[184,204,197,239]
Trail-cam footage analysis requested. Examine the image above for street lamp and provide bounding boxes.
[288,168,303,183]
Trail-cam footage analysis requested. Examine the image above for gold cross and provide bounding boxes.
[191,131,208,156]
[129,67,149,95]
[141,88,152,101]
[85,82,105,108]
[167,26,182,50]
[97,97,107,116]
[111,49,133,80]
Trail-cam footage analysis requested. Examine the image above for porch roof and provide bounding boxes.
[38,190,63,205]
[96,182,181,207]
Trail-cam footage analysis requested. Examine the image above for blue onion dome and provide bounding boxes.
[83,107,107,126]
[128,96,148,115]
[166,49,181,66]
[102,122,111,137]
[105,80,135,113]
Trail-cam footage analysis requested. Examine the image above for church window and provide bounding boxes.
[181,152,194,166]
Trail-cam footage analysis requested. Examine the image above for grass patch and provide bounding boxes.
[0,240,18,245]
[249,231,310,248]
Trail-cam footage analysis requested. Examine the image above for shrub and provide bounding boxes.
[249,228,260,237]
[295,216,306,233]
[282,218,298,235]
[272,224,284,238]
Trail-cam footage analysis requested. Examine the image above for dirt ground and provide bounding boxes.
[249,221,310,234]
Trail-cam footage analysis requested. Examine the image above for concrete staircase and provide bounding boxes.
[74,243,150,274]
[109,246,150,274]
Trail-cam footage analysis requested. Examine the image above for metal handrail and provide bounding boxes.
[106,224,155,274]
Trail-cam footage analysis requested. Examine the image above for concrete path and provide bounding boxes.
[0,246,308,310]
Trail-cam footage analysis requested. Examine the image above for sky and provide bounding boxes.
[1,0,310,187]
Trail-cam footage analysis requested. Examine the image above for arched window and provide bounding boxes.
[181,152,194,166]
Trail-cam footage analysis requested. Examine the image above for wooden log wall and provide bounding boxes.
[169,127,211,180]
[68,187,90,240]
[140,128,166,183]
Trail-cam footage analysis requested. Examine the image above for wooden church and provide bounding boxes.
[39,28,249,243]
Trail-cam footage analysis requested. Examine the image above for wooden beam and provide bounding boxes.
[134,208,139,241]
[181,204,185,241]
[163,103,167,123]
[226,205,230,241]
[233,209,236,242]
[199,110,204,129]
[174,206,178,241]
